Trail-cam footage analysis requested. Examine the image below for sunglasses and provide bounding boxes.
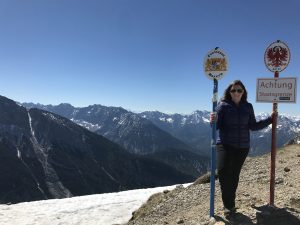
[230,89,243,93]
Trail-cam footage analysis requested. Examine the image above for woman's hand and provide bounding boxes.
[210,112,217,123]
[271,111,278,122]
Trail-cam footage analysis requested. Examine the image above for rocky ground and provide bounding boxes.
[125,144,300,225]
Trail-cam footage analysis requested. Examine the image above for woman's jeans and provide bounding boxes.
[217,144,249,209]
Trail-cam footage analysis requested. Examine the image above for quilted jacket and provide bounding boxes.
[216,100,272,148]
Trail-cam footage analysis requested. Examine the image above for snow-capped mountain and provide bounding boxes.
[289,134,300,145]
[250,114,300,155]
[23,102,300,159]
[140,111,300,156]
[23,103,195,155]
[23,103,210,178]
[139,110,212,155]
[1,96,194,204]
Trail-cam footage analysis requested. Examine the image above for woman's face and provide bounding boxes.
[230,84,244,104]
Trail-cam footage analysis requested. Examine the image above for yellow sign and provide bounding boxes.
[203,48,228,80]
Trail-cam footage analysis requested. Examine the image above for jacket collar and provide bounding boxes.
[223,99,247,107]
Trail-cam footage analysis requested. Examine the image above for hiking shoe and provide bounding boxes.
[224,207,237,218]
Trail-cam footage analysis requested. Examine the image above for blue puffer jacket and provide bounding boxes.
[216,100,272,148]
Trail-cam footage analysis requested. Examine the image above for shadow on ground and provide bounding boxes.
[254,205,300,225]
[214,213,254,225]
[212,205,300,225]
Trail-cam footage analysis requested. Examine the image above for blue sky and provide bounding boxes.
[0,0,299,115]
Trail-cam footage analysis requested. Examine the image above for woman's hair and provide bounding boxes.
[221,80,248,102]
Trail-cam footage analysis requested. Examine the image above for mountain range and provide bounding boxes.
[23,102,300,157]
[23,102,211,178]
[3,97,297,204]
[0,95,201,204]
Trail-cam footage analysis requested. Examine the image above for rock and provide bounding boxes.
[215,221,225,225]
[208,217,216,225]
[279,159,286,164]
[214,222,225,225]
[176,185,184,190]
[193,172,212,185]
[275,177,284,184]
[176,218,184,224]
[290,197,300,209]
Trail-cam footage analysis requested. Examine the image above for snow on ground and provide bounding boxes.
[0,183,190,225]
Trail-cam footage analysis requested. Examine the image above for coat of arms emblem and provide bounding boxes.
[264,40,290,72]
[203,48,228,80]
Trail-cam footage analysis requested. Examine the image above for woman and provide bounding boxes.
[211,80,274,217]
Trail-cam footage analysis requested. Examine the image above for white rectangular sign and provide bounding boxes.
[256,77,297,103]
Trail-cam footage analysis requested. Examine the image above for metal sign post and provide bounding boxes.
[203,47,228,218]
[257,75,297,205]
[210,78,218,217]
[270,71,279,206]
[264,40,291,206]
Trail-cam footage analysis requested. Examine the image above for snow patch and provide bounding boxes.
[202,117,210,123]
[17,148,21,158]
[181,117,187,125]
[166,118,174,123]
[0,183,191,225]
[42,112,66,126]
[71,119,102,132]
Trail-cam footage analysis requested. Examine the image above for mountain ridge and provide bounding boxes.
[23,102,211,179]
[0,95,195,204]
[23,102,198,155]
[23,102,300,157]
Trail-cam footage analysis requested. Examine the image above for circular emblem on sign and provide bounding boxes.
[203,47,228,80]
[264,40,290,72]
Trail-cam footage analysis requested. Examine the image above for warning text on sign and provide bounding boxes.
[256,77,297,103]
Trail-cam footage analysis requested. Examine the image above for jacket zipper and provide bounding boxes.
[238,106,241,148]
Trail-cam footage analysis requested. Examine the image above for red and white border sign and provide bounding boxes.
[264,40,290,72]
[256,77,297,103]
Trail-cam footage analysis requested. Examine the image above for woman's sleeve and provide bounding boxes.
[248,104,272,131]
